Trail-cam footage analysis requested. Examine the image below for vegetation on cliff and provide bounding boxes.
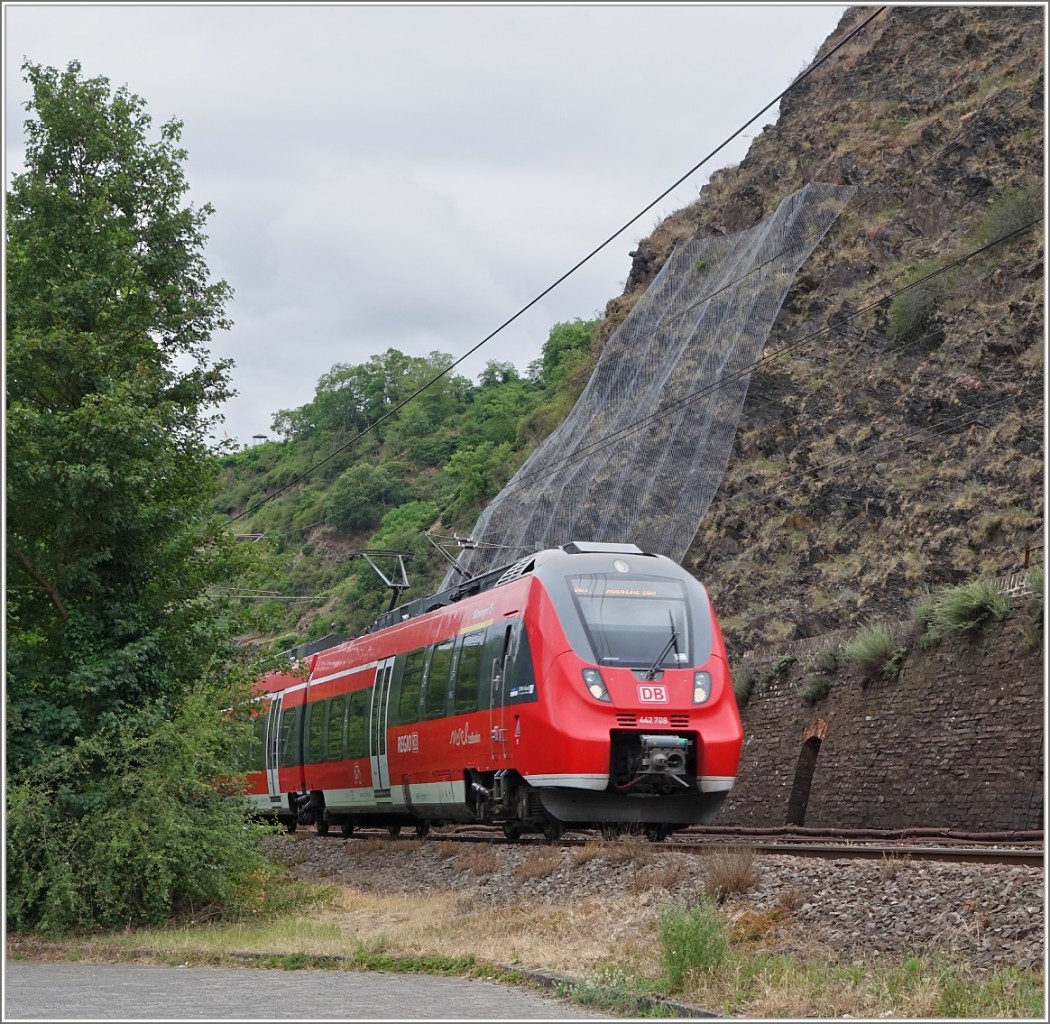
[217,6,1043,660]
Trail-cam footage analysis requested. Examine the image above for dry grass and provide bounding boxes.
[571,842,603,865]
[777,886,807,913]
[11,864,1042,1020]
[453,844,501,875]
[625,859,691,895]
[515,847,563,879]
[880,852,907,881]
[595,833,656,867]
[702,846,760,901]
[727,906,789,946]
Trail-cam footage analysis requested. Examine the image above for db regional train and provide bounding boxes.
[243,542,743,841]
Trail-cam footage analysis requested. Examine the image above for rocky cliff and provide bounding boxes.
[600,5,1044,656]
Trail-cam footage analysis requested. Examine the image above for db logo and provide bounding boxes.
[637,685,668,703]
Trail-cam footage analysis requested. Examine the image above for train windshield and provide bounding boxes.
[567,575,691,669]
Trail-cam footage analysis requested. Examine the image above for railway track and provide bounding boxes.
[304,822,1044,867]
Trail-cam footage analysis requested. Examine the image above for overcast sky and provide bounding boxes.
[5,2,851,447]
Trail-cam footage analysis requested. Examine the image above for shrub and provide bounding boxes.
[798,673,833,705]
[911,589,940,645]
[6,689,277,935]
[813,644,840,673]
[733,667,759,705]
[968,179,1044,247]
[659,896,732,991]
[932,579,1010,635]
[843,622,899,678]
[887,262,944,344]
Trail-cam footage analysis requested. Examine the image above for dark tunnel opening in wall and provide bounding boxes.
[786,720,828,827]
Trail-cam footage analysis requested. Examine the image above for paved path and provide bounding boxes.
[3,960,616,1020]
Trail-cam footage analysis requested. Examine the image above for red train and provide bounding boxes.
[243,542,743,841]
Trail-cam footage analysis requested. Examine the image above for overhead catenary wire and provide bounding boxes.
[262,77,1039,547]
[266,208,1041,558]
[229,5,888,523]
[426,216,1043,544]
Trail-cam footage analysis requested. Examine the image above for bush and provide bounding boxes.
[812,644,840,674]
[843,622,899,678]
[798,673,833,705]
[733,667,759,705]
[887,262,944,344]
[6,687,277,935]
[932,579,1010,634]
[659,896,732,991]
[968,179,1044,247]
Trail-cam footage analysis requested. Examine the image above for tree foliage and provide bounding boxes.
[5,60,268,932]
[219,318,600,640]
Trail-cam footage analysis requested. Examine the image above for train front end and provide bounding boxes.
[520,542,743,834]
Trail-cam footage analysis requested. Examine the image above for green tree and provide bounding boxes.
[326,462,405,532]
[528,318,596,388]
[5,60,269,932]
[442,441,515,523]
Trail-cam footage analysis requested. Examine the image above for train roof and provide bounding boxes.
[362,542,663,633]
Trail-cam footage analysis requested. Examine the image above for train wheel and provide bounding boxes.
[284,817,297,834]
[414,821,430,838]
[315,817,330,836]
[340,819,355,838]
[541,820,563,843]
[503,821,524,841]
[645,824,670,842]
[387,825,402,837]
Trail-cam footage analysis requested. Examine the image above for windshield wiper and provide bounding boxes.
[644,612,680,680]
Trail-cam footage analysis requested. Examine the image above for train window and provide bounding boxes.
[398,649,426,725]
[278,706,300,767]
[453,630,485,714]
[568,574,691,669]
[480,625,511,708]
[346,690,367,758]
[306,700,327,763]
[251,713,267,772]
[423,639,455,719]
[506,627,539,705]
[327,694,346,761]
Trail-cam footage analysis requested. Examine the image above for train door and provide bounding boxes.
[369,657,395,798]
[488,624,514,761]
[264,692,284,810]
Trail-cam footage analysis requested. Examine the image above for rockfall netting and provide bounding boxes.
[443,182,857,586]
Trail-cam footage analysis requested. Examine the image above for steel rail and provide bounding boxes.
[312,824,1043,866]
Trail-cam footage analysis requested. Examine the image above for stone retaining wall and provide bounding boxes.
[718,592,1044,831]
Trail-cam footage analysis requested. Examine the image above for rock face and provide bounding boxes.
[602,5,1044,655]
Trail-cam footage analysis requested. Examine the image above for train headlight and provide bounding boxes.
[693,671,712,704]
[582,668,610,702]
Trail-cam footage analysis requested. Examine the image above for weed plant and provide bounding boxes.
[702,846,758,902]
[919,579,1010,646]
[658,897,732,990]
[812,644,840,673]
[798,673,833,705]
[843,622,899,677]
